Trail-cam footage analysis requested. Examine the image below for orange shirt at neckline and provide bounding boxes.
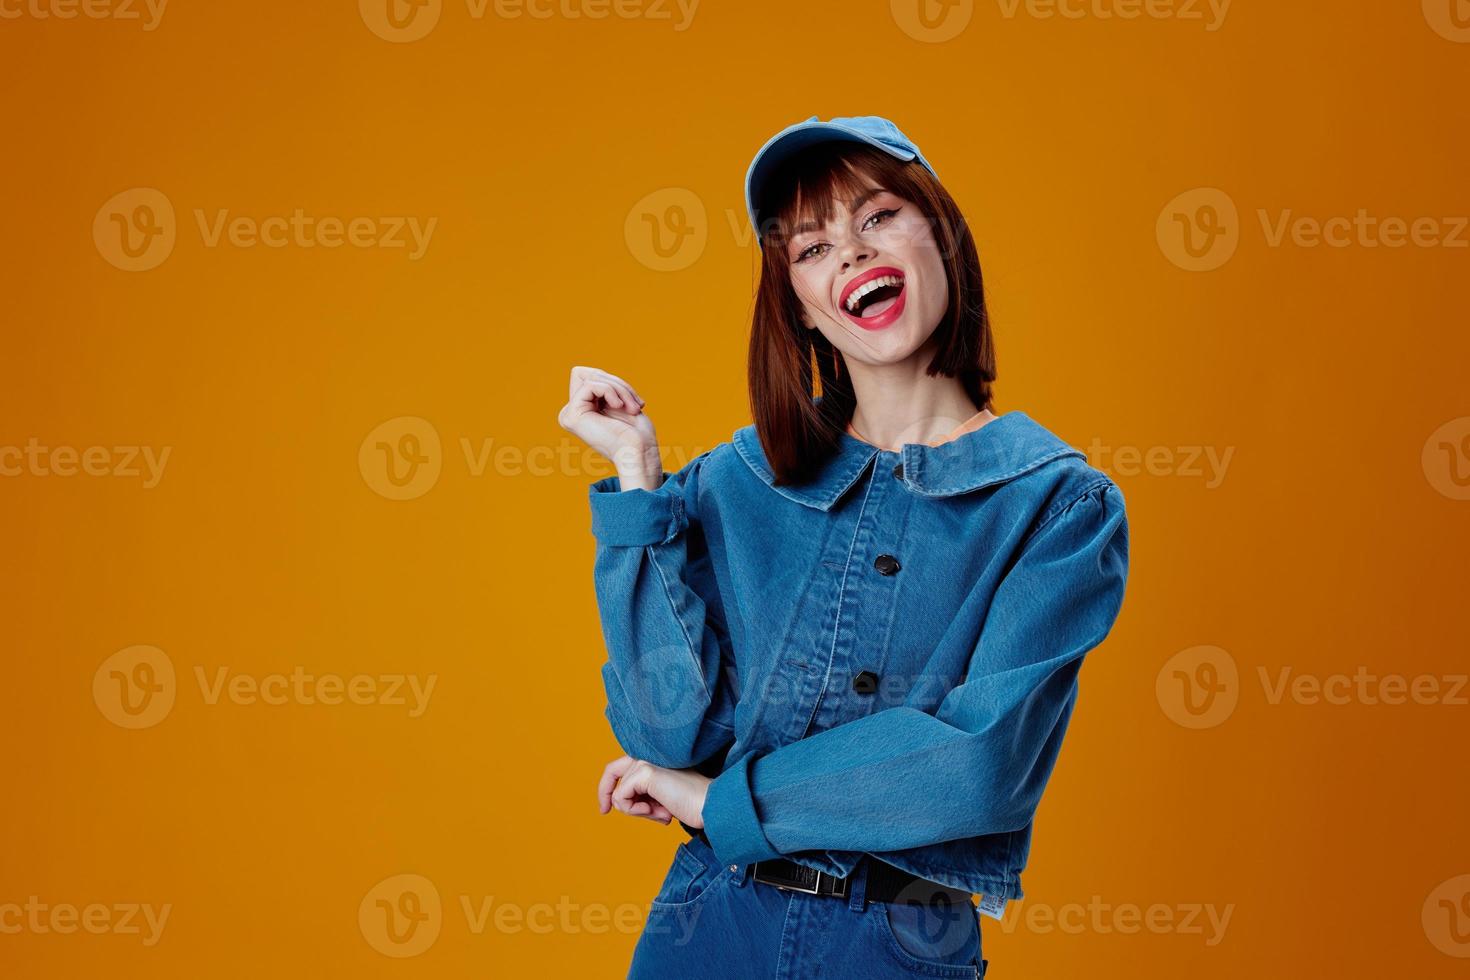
[845,409,995,452]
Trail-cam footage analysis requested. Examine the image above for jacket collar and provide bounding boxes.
[732,411,1084,512]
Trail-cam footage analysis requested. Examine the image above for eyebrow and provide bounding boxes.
[789,187,887,238]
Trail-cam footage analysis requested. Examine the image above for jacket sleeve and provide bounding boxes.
[700,481,1128,869]
[588,449,738,772]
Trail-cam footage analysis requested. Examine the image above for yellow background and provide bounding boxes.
[3,0,1468,976]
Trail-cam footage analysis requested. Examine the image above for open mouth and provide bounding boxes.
[839,267,906,329]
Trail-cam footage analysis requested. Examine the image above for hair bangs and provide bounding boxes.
[762,145,902,250]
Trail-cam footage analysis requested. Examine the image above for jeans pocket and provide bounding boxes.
[648,837,725,911]
[874,896,981,977]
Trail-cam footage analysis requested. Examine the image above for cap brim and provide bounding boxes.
[744,121,918,241]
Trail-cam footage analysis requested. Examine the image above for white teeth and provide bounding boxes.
[844,274,904,313]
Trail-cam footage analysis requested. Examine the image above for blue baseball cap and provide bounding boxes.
[744,114,940,246]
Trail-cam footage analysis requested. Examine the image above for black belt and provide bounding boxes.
[692,828,972,906]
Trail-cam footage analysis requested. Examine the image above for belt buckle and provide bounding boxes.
[821,871,850,898]
[754,863,849,898]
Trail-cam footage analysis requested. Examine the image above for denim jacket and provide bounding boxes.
[587,409,1129,900]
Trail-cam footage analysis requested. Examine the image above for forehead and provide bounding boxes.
[783,179,894,237]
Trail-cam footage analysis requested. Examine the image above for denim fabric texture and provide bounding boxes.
[588,408,1130,900]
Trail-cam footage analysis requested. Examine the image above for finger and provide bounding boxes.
[570,378,613,411]
[580,380,625,411]
[610,764,646,810]
[568,366,622,400]
[630,797,671,823]
[565,379,598,420]
[610,774,635,810]
[602,380,644,415]
[613,382,643,414]
[598,756,634,812]
[599,372,646,407]
[579,367,645,409]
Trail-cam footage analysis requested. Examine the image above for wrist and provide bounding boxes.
[612,445,664,491]
[696,783,710,828]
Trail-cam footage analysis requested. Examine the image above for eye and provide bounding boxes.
[794,241,832,264]
[861,207,900,232]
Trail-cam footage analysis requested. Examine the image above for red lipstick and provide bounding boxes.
[838,266,907,331]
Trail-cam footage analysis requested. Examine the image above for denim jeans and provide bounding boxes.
[628,832,988,979]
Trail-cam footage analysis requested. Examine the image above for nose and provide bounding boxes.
[837,238,872,271]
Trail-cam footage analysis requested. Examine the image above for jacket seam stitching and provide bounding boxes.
[1023,480,1114,547]
[914,447,1084,496]
[802,458,878,738]
[646,544,714,705]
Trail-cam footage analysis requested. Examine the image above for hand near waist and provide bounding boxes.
[597,754,711,828]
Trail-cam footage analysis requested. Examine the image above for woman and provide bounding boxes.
[560,115,1130,978]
